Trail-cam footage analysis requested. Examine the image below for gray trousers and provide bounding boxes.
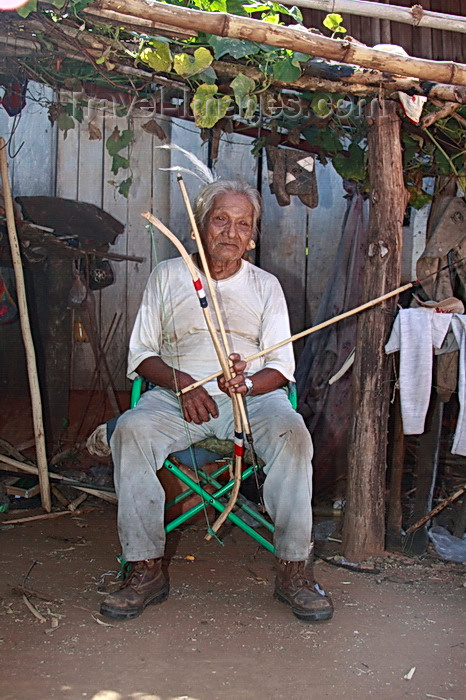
[110,387,314,562]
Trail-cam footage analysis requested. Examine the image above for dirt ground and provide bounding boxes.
[1,502,465,700]
[1,392,465,700]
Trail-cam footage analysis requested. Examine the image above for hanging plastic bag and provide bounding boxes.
[68,261,87,308]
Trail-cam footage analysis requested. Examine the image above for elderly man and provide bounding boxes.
[96,178,333,623]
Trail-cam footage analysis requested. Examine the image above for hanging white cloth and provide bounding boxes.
[385,308,452,435]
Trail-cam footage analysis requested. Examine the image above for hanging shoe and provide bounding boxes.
[100,558,169,620]
[274,558,333,621]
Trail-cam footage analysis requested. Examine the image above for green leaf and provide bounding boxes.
[174,47,213,77]
[140,42,173,72]
[433,148,451,176]
[57,112,75,138]
[323,13,344,31]
[226,0,249,16]
[105,127,132,157]
[196,67,218,85]
[118,177,133,198]
[210,0,227,10]
[402,133,422,168]
[230,73,256,100]
[66,102,83,123]
[111,154,130,175]
[332,142,366,181]
[16,0,37,18]
[262,12,280,24]
[272,56,301,82]
[243,2,274,12]
[69,0,94,11]
[51,0,67,8]
[190,84,231,128]
[286,5,303,23]
[208,36,260,60]
[310,92,333,118]
[230,73,257,118]
[407,186,432,210]
[302,125,342,153]
[292,52,311,64]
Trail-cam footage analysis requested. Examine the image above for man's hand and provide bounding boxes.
[217,353,249,397]
[180,385,218,424]
[137,356,218,424]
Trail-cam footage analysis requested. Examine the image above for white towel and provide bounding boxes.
[385,308,452,434]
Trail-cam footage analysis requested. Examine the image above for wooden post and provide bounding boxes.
[342,100,407,560]
[0,138,51,512]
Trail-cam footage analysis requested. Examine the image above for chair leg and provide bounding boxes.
[163,459,274,552]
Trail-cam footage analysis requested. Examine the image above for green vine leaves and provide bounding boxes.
[105,127,133,197]
[12,0,466,201]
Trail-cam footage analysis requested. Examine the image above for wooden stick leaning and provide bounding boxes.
[0,454,117,504]
[180,281,415,395]
[405,484,466,535]
[141,210,245,539]
[0,138,51,512]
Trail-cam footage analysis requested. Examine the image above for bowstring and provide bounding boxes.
[146,221,215,536]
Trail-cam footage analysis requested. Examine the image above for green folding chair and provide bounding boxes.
[130,377,298,553]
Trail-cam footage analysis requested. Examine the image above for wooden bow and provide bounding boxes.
[141,208,249,540]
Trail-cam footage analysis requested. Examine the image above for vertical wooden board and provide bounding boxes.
[72,110,106,390]
[167,118,209,260]
[125,116,157,326]
[413,0,433,59]
[305,162,347,325]
[430,26,445,61]
[7,83,55,196]
[56,93,80,201]
[359,15,375,47]
[439,0,464,61]
[214,132,258,185]
[260,157,308,341]
[149,115,172,268]
[77,109,105,207]
[100,111,130,392]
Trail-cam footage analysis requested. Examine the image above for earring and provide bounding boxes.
[247,239,256,250]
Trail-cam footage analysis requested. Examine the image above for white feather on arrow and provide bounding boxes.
[155,144,215,184]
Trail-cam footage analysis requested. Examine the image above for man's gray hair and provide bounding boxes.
[193,179,261,234]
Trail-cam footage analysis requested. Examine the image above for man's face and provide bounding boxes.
[201,193,255,265]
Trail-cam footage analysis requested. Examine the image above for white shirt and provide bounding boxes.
[128,256,295,396]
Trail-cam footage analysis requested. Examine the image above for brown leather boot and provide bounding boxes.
[100,558,169,620]
[274,558,333,622]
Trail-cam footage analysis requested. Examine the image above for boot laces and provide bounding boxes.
[122,560,150,589]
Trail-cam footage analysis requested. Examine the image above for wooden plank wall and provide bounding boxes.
[56,98,172,393]
[1,92,349,394]
[302,0,465,62]
[0,82,56,394]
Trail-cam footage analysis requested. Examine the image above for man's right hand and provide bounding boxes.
[136,357,218,424]
[179,385,218,424]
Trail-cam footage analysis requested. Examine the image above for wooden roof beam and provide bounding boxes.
[279,0,466,35]
[85,0,466,85]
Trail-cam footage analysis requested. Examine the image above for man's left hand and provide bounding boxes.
[218,353,249,396]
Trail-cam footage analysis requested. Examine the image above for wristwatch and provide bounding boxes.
[244,376,254,396]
